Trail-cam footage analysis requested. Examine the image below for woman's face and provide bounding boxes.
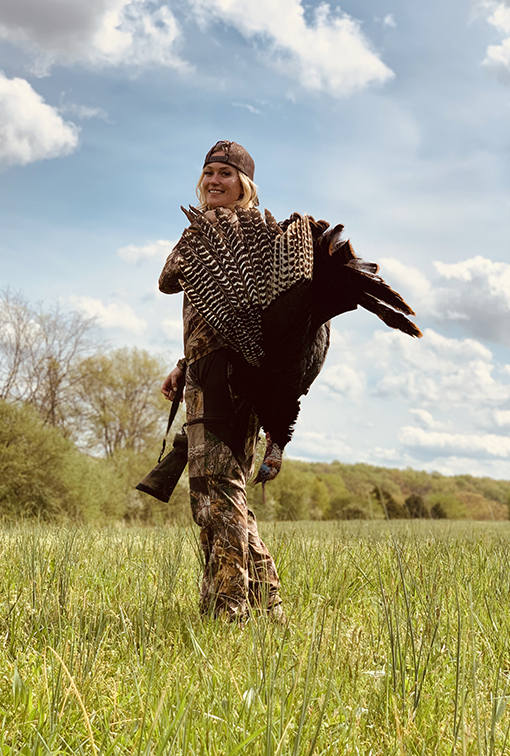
[201,159,242,209]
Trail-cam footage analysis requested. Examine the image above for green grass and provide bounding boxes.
[2,521,510,754]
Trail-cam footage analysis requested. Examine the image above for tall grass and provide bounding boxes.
[2,521,510,754]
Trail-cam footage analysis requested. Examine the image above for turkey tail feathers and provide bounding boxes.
[264,208,283,239]
[179,208,265,366]
[347,264,417,317]
[177,206,315,368]
[236,208,273,307]
[311,220,421,337]
[358,292,423,338]
[272,214,313,298]
[346,258,380,275]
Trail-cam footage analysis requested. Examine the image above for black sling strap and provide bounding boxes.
[158,374,186,463]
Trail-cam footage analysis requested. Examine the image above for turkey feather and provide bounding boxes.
[175,206,422,454]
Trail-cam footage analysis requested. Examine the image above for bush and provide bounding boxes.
[426,492,461,519]
[430,502,447,519]
[405,494,428,518]
[0,400,124,522]
[372,487,408,519]
[338,505,368,520]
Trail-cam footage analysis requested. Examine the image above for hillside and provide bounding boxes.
[246,457,510,522]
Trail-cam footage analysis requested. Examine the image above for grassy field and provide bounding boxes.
[2,521,510,755]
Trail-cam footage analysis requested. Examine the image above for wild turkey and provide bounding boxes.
[177,205,422,481]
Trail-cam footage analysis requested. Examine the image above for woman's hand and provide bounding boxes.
[204,209,217,223]
[161,366,184,402]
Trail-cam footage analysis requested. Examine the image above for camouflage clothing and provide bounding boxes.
[182,295,225,366]
[159,238,280,619]
[186,350,280,619]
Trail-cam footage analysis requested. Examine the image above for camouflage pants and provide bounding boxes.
[185,349,281,619]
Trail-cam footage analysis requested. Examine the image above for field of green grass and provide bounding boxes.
[2,521,510,755]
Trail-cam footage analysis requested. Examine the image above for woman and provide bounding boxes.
[158,141,421,621]
[159,141,282,622]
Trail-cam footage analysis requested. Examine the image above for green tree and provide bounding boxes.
[319,474,353,519]
[309,477,330,520]
[430,502,447,519]
[272,466,314,520]
[405,493,428,518]
[74,347,171,457]
[372,486,408,519]
[427,492,459,518]
[107,445,191,526]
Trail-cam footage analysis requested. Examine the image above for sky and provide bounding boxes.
[0,0,510,479]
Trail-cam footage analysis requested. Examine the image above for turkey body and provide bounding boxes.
[176,205,421,454]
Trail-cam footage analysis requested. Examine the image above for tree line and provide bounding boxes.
[0,289,189,523]
[1,290,509,524]
[0,289,170,455]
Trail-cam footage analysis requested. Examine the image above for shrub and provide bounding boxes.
[338,505,368,520]
[372,487,408,519]
[105,446,192,526]
[430,502,447,519]
[0,400,123,522]
[427,492,461,519]
[405,493,428,518]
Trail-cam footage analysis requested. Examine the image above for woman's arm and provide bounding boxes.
[160,212,233,293]
[159,239,185,294]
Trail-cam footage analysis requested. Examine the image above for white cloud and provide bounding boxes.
[382,14,396,28]
[59,101,109,120]
[492,409,510,428]
[320,363,366,401]
[118,239,176,263]
[379,257,433,316]
[481,1,510,80]
[433,256,510,344]
[70,295,147,333]
[161,318,182,339]
[434,256,510,288]
[409,409,446,430]
[232,102,262,115]
[371,446,402,462]
[329,327,357,348]
[0,72,79,166]
[0,0,189,72]
[1,0,390,93]
[290,429,352,459]
[488,1,510,33]
[373,328,510,407]
[381,254,510,346]
[399,426,510,460]
[191,0,394,97]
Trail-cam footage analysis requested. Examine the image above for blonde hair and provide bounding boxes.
[196,168,259,210]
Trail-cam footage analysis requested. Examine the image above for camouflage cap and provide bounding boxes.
[203,140,255,180]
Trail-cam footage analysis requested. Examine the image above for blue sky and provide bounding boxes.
[1,0,510,478]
